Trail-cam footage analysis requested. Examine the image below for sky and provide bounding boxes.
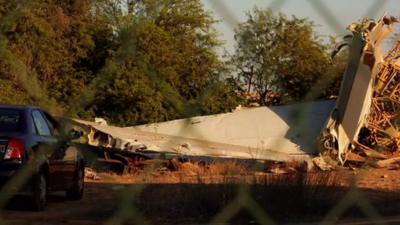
[202,0,400,53]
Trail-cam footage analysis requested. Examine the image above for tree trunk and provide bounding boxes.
[259,91,268,106]
[247,75,253,93]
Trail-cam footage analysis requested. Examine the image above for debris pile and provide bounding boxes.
[320,14,400,168]
[85,167,100,180]
[358,41,400,153]
[72,99,334,175]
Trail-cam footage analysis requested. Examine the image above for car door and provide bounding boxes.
[31,110,74,190]
[44,112,78,190]
[31,109,57,156]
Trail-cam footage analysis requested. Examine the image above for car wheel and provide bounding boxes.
[31,172,47,211]
[66,166,84,200]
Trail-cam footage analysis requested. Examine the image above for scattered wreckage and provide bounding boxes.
[72,14,400,173]
[72,101,333,174]
[319,14,400,169]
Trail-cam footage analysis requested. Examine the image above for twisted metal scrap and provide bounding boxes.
[358,41,400,153]
[322,14,399,164]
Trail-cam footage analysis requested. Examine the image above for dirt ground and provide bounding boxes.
[1,167,400,225]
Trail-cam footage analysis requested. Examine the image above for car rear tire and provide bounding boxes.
[66,166,84,200]
[31,172,47,211]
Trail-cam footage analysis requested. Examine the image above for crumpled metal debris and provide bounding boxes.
[94,117,108,126]
[75,119,147,152]
[373,157,400,168]
[73,101,335,165]
[321,14,400,165]
[85,167,100,180]
[312,156,336,171]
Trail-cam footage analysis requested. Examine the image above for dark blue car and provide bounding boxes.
[0,105,85,210]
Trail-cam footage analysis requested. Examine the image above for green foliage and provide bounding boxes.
[0,78,33,105]
[0,0,112,113]
[318,39,349,99]
[86,61,166,126]
[197,81,243,115]
[0,0,240,126]
[82,0,240,125]
[231,8,341,105]
[0,1,346,126]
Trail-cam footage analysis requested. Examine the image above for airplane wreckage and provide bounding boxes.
[73,14,400,173]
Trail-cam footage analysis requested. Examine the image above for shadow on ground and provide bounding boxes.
[1,180,400,225]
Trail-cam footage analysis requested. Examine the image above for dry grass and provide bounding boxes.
[131,171,351,224]
[88,159,345,185]
[83,161,400,224]
[206,161,249,175]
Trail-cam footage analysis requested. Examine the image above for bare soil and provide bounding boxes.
[2,167,400,225]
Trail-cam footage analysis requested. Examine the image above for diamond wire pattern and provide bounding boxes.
[203,1,395,224]
[0,0,396,224]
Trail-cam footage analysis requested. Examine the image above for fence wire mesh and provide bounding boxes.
[0,0,398,225]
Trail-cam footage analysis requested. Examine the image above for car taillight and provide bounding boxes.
[4,138,24,160]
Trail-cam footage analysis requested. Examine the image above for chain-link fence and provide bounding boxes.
[0,0,399,224]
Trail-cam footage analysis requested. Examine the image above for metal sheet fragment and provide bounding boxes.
[72,101,336,163]
[323,14,399,164]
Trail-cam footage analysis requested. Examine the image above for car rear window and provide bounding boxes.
[0,109,24,132]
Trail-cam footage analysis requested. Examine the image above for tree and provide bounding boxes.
[0,0,112,113]
[319,37,349,99]
[84,0,240,125]
[231,8,332,105]
[0,0,240,126]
